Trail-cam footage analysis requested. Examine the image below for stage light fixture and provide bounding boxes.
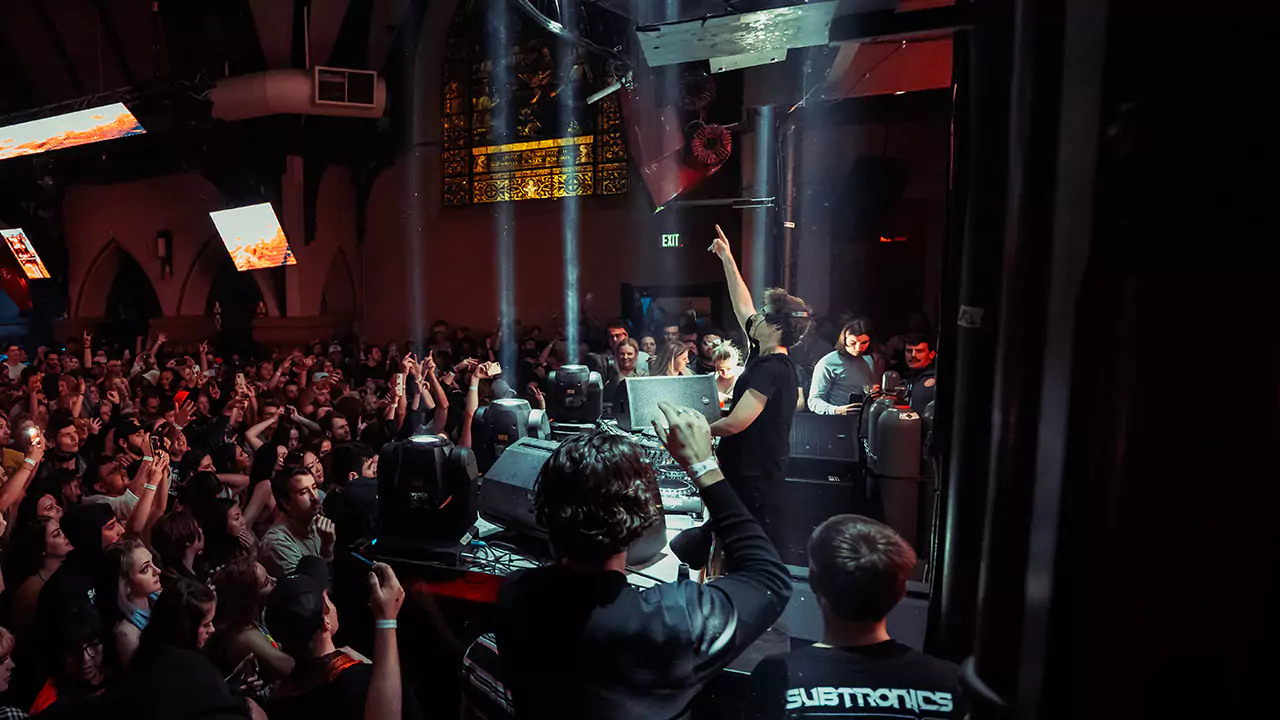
[472,398,551,472]
[1,228,51,279]
[548,364,604,424]
[209,203,297,271]
[0,102,145,161]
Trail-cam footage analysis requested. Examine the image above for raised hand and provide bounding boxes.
[527,382,545,409]
[175,399,196,427]
[106,389,121,405]
[368,562,405,621]
[157,332,169,345]
[708,224,732,260]
[26,432,46,462]
[88,418,103,435]
[651,401,714,471]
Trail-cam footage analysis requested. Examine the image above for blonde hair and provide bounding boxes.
[0,626,14,656]
[710,341,740,367]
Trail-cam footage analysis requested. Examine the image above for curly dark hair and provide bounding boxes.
[760,287,813,348]
[535,432,662,563]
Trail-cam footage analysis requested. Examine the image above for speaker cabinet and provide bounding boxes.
[614,374,720,431]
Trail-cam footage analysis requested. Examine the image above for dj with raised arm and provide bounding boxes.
[707,225,813,545]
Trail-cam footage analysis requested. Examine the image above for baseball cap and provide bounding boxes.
[116,418,145,438]
[265,555,330,657]
[311,371,330,383]
[328,343,342,354]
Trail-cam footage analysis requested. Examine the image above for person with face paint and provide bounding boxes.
[705,225,813,548]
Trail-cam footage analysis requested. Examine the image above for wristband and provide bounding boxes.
[686,457,719,480]
[23,458,37,467]
[142,456,154,463]
[469,384,479,391]
[374,619,398,630]
[144,483,158,491]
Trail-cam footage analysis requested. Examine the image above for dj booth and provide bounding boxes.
[352,370,934,718]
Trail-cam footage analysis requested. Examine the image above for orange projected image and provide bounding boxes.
[0,103,145,161]
[210,203,297,271]
[1,228,52,279]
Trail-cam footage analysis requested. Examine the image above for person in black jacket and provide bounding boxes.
[496,401,793,719]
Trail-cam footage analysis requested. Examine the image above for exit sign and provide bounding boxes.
[661,233,682,248]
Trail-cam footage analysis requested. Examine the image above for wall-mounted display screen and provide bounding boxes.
[0,103,146,161]
[209,203,297,271]
[1,228,51,279]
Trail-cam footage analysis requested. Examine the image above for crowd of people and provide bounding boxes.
[0,224,956,719]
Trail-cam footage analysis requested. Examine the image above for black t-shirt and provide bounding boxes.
[750,641,964,719]
[717,352,799,480]
[267,658,423,720]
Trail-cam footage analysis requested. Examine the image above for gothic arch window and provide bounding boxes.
[442,0,628,205]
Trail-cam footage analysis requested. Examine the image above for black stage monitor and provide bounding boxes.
[613,374,719,431]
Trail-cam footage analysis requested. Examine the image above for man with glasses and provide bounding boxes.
[702,225,813,554]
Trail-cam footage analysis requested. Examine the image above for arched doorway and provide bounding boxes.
[206,257,266,356]
[90,246,162,351]
[320,249,357,317]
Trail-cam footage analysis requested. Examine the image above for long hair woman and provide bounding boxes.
[195,497,254,573]
[150,509,207,586]
[4,516,73,629]
[97,539,163,669]
[806,317,885,415]
[650,340,693,377]
[210,557,295,681]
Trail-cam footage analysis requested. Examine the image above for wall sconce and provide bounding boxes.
[156,230,173,279]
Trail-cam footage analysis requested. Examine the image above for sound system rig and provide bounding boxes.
[373,370,928,568]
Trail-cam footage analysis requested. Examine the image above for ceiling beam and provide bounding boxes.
[32,0,86,96]
[292,0,313,69]
[90,0,138,86]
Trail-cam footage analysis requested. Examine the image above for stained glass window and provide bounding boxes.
[442,0,628,205]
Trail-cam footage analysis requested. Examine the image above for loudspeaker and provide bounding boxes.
[790,412,861,462]
[479,436,668,565]
[773,468,859,567]
[479,437,560,537]
[614,374,720,431]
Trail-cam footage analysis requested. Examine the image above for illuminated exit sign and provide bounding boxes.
[661,233,682,248]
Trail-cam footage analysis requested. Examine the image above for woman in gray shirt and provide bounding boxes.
[808,319,884,415]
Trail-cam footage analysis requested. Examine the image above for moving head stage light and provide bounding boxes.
[472,398,551,473]
[547,364,604,423]
[376,435,479,557]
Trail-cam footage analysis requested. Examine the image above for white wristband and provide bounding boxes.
[142,456,154,463]
[23,458,37,467]
[144,483,158,491]
[374,619,397,630]
[686,457,719,480]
